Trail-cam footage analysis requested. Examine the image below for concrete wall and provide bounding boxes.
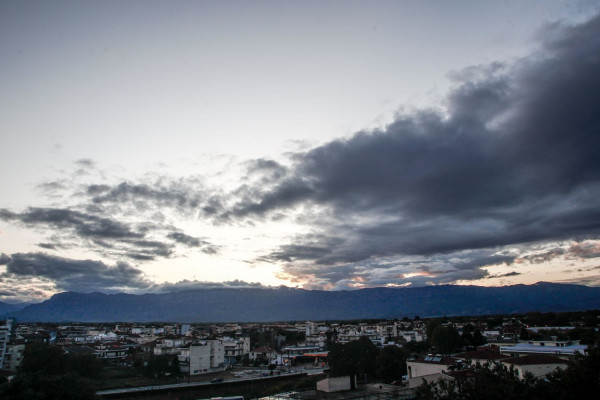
[317,376,352,392]
[513,363,567,379]
[407,361,448,379]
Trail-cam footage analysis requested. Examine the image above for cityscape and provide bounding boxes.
[0,311,598,399]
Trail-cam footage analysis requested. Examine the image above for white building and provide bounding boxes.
[222,336,250,365]
[249,346,278,363]
[1,343,24,371]
[0,319,13,368]
[399,330,425,343]
[154,337,185,356]
[501,354,568,379]
[180,324,191,336]
[179,340,225,375]
[406,355,461,388]
[499,340,587,359]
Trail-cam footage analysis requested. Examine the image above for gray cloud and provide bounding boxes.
[229,15,600,287]
[148,279,272,293]
[75,158,95,168]
[167,232,220,255]
[3,14,600,296]
[87,181,203,212]
[488,271,521,279]
[276,249,516,289]
[0,253,10,265]
[1,253,150,293]
[0,207,143,240]
[569,240,600,259]
[0,207,215,261]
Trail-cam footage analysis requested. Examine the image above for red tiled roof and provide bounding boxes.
[454,350,509,361]
[253,346,275,353]
[502,354,568,366]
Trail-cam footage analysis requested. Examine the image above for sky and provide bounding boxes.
[1,0,600,303]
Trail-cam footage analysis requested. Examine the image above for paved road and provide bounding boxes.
[96,370,318,396]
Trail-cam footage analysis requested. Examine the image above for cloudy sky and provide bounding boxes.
[1,1,600,303]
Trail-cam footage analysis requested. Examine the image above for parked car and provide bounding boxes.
[211,378,224,383]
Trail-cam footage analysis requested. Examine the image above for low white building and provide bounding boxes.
[1,343,25,371]
[407,355,461,388]
[501,354,568,379]
[249,346,278,363]
[400,330,425,342]
[499,340,587,359]
[154,337,185,356]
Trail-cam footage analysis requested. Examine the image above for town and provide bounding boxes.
[0,310,598,399]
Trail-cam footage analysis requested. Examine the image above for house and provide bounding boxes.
[399,330,425,343]
[178,340,225,375]
[93,342,128,365]
[501,354,568,379]
[249,346,278,363]
[406,355,462,388]
[154,337,185,356]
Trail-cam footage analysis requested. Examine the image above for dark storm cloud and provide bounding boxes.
[233,15,600,276]
[0,253,150,293]
[0,207,203,261]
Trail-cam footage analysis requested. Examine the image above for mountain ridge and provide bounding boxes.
[5,282,600,322]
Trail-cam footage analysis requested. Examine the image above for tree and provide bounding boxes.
[415,363,538,400]
[426,319,443,346]
[473,329,485,346]
[0,343,99,400]
[1,373,98,400]
[544,347,600,400]
[143,355,171,378]
[328,336,379,389]
[430,326,461,355]
[18,343,69,376]
[415,348,600,400]
[376,345,407,383]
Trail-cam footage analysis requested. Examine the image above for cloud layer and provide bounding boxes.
[232,15,600,285]
[2,14,600,300]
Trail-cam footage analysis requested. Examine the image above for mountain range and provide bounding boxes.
[3,282,600,323]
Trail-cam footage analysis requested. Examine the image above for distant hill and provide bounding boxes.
[6,282,600,322]
[0,300,28,316]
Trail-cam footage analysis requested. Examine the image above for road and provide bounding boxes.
[96,369,326,397]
